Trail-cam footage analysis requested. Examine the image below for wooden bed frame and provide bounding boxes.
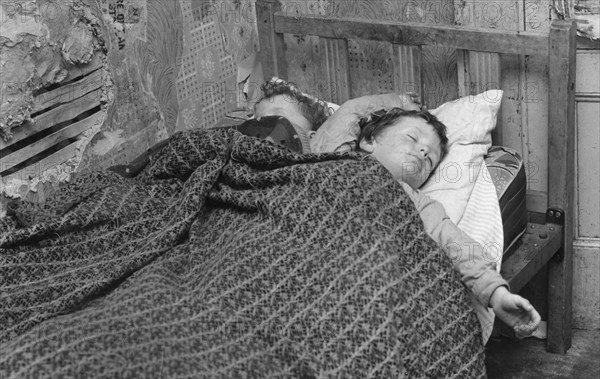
[254,0,576,354]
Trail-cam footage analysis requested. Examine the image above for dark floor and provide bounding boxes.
[486,329,600,378]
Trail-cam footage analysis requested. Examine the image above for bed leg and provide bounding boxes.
[546,208,573,354]
[546,20,576,355]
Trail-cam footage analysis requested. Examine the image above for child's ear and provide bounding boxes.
[359,138,375,153]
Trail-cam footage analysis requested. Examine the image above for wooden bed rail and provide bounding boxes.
[273,14,549,56]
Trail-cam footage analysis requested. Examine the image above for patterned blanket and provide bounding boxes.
[0,129,485,378]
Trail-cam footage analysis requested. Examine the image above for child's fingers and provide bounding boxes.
[529,307,542,327]
[515,326,533,339]
[514,319,539,338]
[516,298,541,326]
[513,295,533,311]
[512,307,541,339]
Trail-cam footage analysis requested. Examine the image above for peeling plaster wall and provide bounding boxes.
[78,0,259,172]
[1,1,65,138]
[1,0,259,200]
[77,0,177,171]
[0,1,106,134]
[0,0,111,203]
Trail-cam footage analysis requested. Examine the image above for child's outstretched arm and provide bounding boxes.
[401,182,506,305]
[401,182,541,336]
[489,286,541,338]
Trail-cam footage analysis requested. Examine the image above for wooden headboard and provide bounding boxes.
[254,0,577,354]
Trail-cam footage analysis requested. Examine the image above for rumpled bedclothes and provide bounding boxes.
[0,129,485,378]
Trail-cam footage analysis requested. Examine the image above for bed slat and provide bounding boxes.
[457,51,501,95]
[457,51,502,144]
[273,13,549,56]
[318,38,350,104]
[546,19,577,355]
[256,0,287,80]
[392,45,422,98]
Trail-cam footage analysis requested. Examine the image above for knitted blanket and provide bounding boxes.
[0,129,485,378]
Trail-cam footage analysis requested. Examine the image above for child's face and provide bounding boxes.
[254,94,313,133]
[359,116,443,189]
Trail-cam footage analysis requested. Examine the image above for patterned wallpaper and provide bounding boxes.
[175,0,257,132]
[78,0,259,172]
[79,0,457,170]
[79,0,183,171]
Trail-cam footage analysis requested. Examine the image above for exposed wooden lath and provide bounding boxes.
[0,61,106,181]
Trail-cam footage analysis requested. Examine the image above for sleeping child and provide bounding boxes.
[233,78,332,153]
[356,107,541,339]
[250,79,541,339]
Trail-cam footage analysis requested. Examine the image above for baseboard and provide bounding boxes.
[573,239,600,329]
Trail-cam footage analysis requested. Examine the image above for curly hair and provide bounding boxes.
[256,78,334,131]
[358,108,449,159]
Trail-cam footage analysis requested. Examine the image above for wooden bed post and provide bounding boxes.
[546,19,576,354]
[256,0,288,81]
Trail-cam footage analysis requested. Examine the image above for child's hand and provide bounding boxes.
[489,286,541,338]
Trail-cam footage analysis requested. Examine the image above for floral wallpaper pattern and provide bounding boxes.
[79,0,458,171]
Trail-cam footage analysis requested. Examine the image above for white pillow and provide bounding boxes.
[308,89,502,224]
[421,90,503,223]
